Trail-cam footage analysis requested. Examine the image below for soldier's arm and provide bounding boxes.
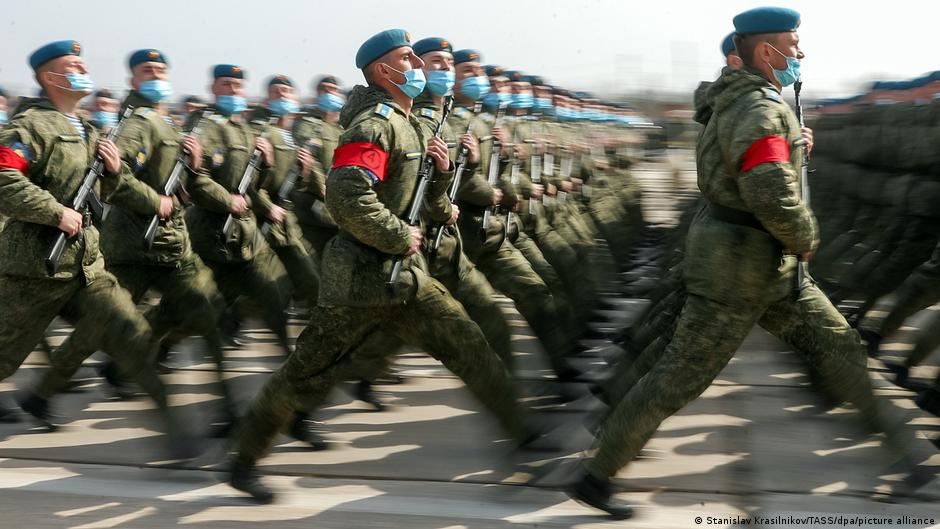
[425,158,455,224]
[325,121,411,255]
[186,124,235,213]
[730,101,818,254]
[105,115,163,214]
[0,128,63,226]
[249,134,278,219]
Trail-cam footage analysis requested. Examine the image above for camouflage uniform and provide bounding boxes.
[185,110,292,348]
[0,98,173,421]
[232,85,529,466]
[291,109,341,262]
[32,92,231,405]
[249,107,321,306]
[586,69,924,481]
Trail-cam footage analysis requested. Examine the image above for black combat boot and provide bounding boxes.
[15,391,57,431]
[354,380,386,411]
[856,328,882,359]
[229,459,275,504]
[567,468,634,520]
[289,412,329,451]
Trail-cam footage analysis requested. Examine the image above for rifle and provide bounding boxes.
[479,101,509,240]
[527,140,541,215]
[220,119,275,240]
[427,101,482,263]
[143,109,213,250]
[45,105,134,276]
[387,96,454,293]
[794,78,809,296]
[260,139,315,237]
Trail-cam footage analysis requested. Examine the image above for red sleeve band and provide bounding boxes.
[740,135,790,173]
[332,142,389,183]
[0,145,28,173]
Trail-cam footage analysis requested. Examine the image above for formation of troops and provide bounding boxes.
[0,5,938,520]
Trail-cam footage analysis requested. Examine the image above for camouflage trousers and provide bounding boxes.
[233,275,527,465]
[0,272,168,410]
[588,277,922,480]
[877,242,940,340]
[264,213,321,306]
[33,254,227,404]
[511,227,580,339]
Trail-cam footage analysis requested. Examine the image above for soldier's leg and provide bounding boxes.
[452,267,514,369]
[394,278,529,441]
[759,283,927,460]
[245,246,294,348]
[0,277,75,384]
[586,293,761,480]
[272,242,320,307]
[903,310,940,369]
[477,241,577,377]
[876,255,940,339]
[536,227,597,330]
[510,233,580,338]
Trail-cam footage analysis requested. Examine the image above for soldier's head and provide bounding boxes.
[315,75,342,97]
[0,86,9,119]
[210,64,247,117]
[413,37,455,98]
[357,29,425,99]
[127,49,173,105]
[183,95,205,115]
[732,7,803,90]
[264,75,300,116]
[91,89,119,113]
[452,50,488,103]
[30,40,92,102]
[721,32,743,70]
[505,71,534,112]
[314,75,345,113]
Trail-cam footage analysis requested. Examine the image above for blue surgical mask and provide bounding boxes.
[383,64,426,99]
[426,70,456,97]
[216,95,247,116]
[459,76,490,101]
[92,111,118,128]
[268,98,299,116]
[139,79,173,103]
[50,72,94,93]
[0,111,6,125]
[317,92,345,112]
[767,44,801,88]
[510,93,534,109]
[534,97,553,111]
[483,91,511,110]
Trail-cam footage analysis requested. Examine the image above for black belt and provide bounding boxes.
[709,203,767,232]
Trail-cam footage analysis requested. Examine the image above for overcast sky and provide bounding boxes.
[1,0,936,103]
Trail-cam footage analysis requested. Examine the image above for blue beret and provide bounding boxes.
[268,74,294,88]
[454,49,482,65]
[128,49,168,70]
[355,29,413,69]
[484,65,505,77]
[523,75,547,86]
[721,33,736,57]
[506,71,527,83]
[94,89,115,99]
[733,7,800,35]
[213,64,245,79]
[0,85,8,98]
[29,40,82,71]
[316,75,340,87]
[413,37,453,57]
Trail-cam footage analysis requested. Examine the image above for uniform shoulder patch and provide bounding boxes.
[9,141,32,161]
[454,107,468,118]
[210,114,226,124]
[419,108,435,119]
[762,87,782,103]
[374,103,394,120]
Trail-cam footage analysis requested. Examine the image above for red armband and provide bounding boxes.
[740,135,790,173]
[0,145,29,173]
[332,142,389,184]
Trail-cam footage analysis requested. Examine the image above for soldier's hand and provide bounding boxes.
[255,137,274,166]
[492,188,504,205]
[268,205,286,225]
[560,180,573,192]
[229,194,248,216]
[446,204,460,226]
[296,148,313,174]
[158,196,174,219]
[798,251,814,263]
[405,225,423,257]
[513,143,528,159]
[182,136,203,171]
[57,207,83,238]
[800,127,814,155]
[492,126,507,146]
[531,183,544,199]
[427,137,450,172]
[96,139,121,174]
[462,133,480,164]
[545,183,557,196]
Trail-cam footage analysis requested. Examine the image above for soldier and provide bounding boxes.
[248,75,319,307]
[20,48,239,434]
[88,88,120,131]
[185,64,293,350]
[568,8,935,517]
[0,41,193,455]
[227,29,545,503]
[291,75,345,263]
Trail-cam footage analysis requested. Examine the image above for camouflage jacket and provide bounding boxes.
[291,109,340,227]
[102,92,195,265]
[185,111,274,263]
[0,97,157,281]
[320,85,453,306]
